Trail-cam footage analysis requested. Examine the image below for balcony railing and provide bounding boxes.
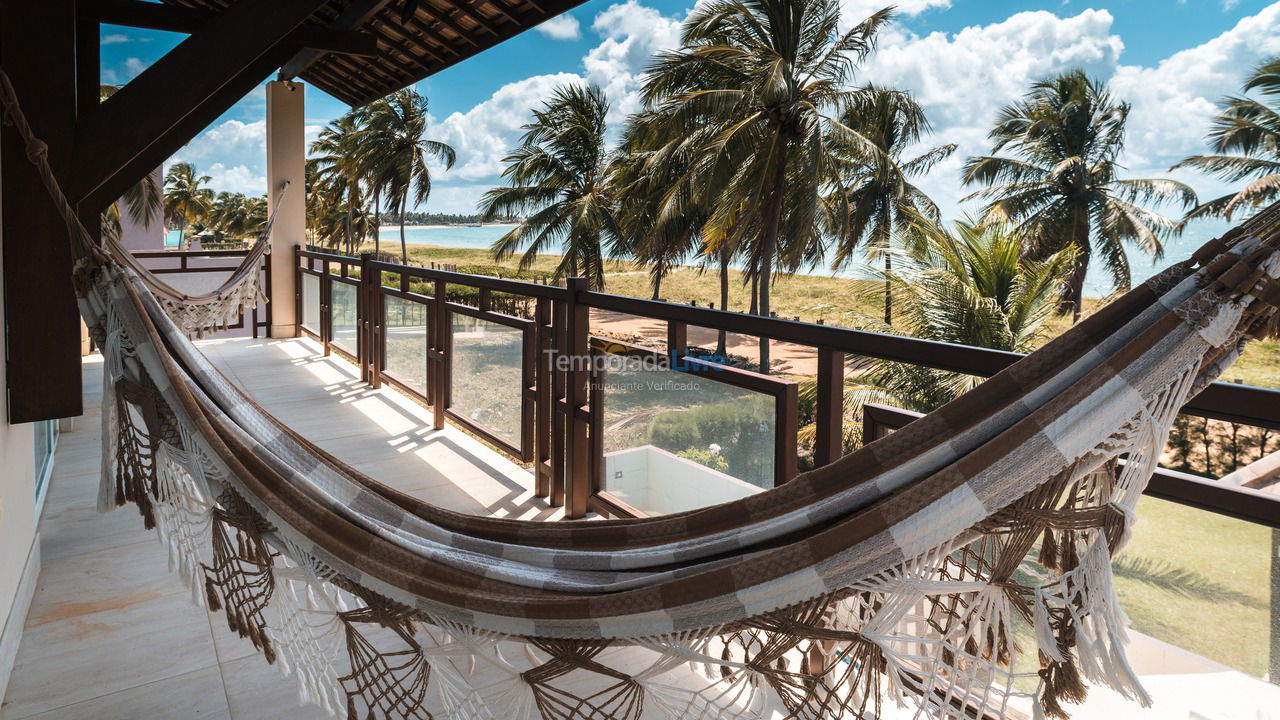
[292,244,1280,526]
[292,245,1280,692]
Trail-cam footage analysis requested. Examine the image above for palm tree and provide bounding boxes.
[163,162,213,249]
[962,70,1196,321]
[310,114,374,254]
[480,84,622,290]
[829,86,956,323]
[639,0,891,371]
[356,89,456,263]
[1173,57,1280,223]
[856,219,1075,409]
[206,192,269,242]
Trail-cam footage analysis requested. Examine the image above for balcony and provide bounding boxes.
[3,247,1280,718]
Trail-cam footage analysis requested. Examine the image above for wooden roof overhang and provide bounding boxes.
[158,0,590,107]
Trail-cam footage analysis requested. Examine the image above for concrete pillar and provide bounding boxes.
[266,80,305,338]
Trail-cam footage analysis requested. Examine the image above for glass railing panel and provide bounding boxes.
[383,296,428,395]
[599,357,775,515]
[1113,495,1274,679]
[449,314,524,447]
[330,280,358,354]
[301,273,320,334]
[1004,496,1280,716]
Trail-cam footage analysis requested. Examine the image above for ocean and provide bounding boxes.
[377,218,1231,299]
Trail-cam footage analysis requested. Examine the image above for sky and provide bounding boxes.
[100,0,1280,218]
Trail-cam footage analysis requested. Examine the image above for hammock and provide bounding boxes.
[7,70,1280,720]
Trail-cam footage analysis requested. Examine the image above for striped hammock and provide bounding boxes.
[8,68,1280,720]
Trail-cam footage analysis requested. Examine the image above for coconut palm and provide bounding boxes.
[962,70,1196,321]
[99,85,162,241]
[639,0,890,371]
[856,218,1076,410]
[163,162,213,249]
[1173,57,1280,223]
[206,192,269,241]
[829,86,956,323]
[356,89,455,263]
[310,114,373,254]
[480,84,622,290]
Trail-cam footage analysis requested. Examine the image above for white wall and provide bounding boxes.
[0,137,40,699]
[604,445,762,515]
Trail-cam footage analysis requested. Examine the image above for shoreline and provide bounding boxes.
[379,223,519,231]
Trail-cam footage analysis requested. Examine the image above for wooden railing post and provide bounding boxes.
[564,277,590,519]
[320,258,332,356]
[667,319,687,360]
[430,278,447,431]
[549,299,567,508]
[814,347,844,467]
[534,297,553,499]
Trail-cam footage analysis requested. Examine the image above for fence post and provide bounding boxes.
[814,347,844,466]
[535,297,553,499]
[667,320,687,361]
[564,277,590,519]
[430,278,447,431]
[320,258,332,357]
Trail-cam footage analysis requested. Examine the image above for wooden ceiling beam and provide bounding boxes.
[83,0,378,57]
[71,0,331,213]
[279,0,397,81]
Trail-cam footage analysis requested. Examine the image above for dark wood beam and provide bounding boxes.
[71,0,331,214]
[82,0,378,57]
[280,0,396,81]
[1,0,83,422]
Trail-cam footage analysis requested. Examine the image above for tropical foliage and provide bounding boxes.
[828,86,956,322]
[855,219,1076,410]
[633,0,892,370]
[962,70,1195,320]
[163,162,214,248]
[1174,57,1280,223]
[305,89,455,261]
[480,84,621,290]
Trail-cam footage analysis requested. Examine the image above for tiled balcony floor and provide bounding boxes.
[0,336,556,720]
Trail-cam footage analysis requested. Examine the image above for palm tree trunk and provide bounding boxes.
[756,159,788,375]
[651,269,662,301]
[749,270,758,315]
[716,249,729,358]
[400,203,409,265]
[373,191,381,257]
[883,253,893,325]
[1064,252,1087,323]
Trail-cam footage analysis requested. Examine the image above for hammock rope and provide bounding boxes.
[6,67,1280,720]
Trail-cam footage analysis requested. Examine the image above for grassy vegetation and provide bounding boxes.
[1115,496,1272,676]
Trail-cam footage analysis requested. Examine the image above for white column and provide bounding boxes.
[266,80,305,338]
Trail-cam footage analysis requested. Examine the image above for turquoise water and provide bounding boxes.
[378,219,1230,299]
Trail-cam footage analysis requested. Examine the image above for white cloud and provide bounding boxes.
[168,118,322,196]
[416,1,685,207]
[102,33,134,45]
[537,14,581,40]
[1108,3,1280,171]
[583,1,684,121]
[858,9,1126,215]
[840,0,948,26]
[426,73,584,184]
